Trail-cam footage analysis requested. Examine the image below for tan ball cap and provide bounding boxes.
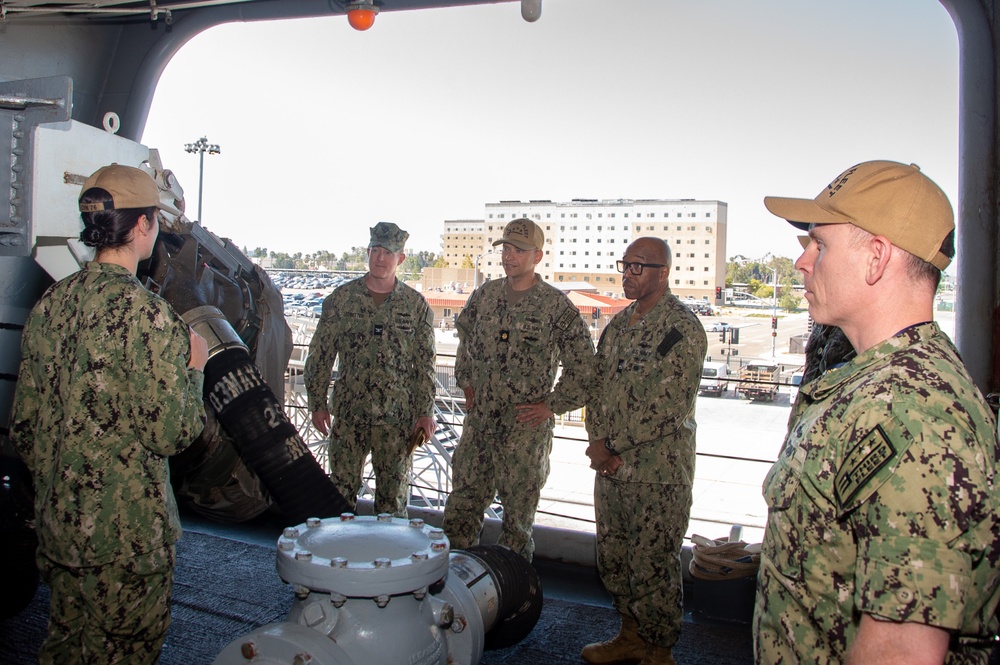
[79,164,182,217]
[764,160,954,270]
[493,217,544,251]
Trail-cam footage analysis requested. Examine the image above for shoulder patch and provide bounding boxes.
[556,308,578,331]
[835,425,896,508]
[657,328,683,357]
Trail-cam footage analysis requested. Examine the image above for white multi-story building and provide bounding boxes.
[477,198,728,301]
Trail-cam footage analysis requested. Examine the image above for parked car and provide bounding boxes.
[706,321,731,332]
[789,370,805,404]
[699,361,730,396]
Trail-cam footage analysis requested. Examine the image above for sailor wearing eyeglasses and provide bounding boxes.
[582,237,708,665]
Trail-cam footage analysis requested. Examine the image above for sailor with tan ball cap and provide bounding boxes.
[753,160,1000,664]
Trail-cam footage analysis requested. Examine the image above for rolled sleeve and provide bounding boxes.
[857,535,971,629]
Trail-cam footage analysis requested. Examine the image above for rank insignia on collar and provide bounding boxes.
[500,330,510,342]
[373,324,384,336]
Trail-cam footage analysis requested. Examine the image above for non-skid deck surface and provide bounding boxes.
[1,530,753,664]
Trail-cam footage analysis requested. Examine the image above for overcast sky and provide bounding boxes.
[142,0,959,265]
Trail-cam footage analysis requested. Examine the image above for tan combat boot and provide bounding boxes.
[638,643,677,665]
[581,613,645,664]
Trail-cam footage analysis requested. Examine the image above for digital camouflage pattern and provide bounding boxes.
[443,277,594,560]
[304,276,435,515]
[587,291,707,485]
[10,261,206,567]
[10,260,204,663]
[754,322,1000,665]
[330,421,414,517]
[38,546,174,665]
[595,477,691,648]
[446,419,553,560]
[587,290,706,648]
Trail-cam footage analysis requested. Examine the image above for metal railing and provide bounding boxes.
[283,338,778,534]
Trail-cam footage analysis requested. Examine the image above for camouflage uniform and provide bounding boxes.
[442,276,594,560]
[754,322,1000,664]
[10,261,206,664]
[304,276,435,517]
[587,290,707,649]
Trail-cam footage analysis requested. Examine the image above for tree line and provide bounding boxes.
[244,246,448,274]
[726,254,803,312]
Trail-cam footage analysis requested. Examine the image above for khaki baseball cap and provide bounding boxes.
[368,221,409,252]
[493,217,544,251]
[764,160,955,270]
[79,164,182,216]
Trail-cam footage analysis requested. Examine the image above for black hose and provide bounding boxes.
[464,544,544,650]
[203,347,351,524]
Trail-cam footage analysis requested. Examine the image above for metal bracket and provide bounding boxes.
[0,76,73,257]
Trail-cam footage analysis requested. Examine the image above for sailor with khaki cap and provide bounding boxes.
[753,160,1000,664]
[443,217,595,561]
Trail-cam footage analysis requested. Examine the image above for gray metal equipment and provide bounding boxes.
[214,514,542,665]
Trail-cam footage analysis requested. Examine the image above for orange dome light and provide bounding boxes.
[346,2,378,31]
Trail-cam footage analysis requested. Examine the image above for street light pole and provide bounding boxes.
[771,266,778,358]
[474,250,494,290]
[184,136,221,222]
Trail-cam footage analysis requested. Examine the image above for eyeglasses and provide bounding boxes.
[616,260,667,275]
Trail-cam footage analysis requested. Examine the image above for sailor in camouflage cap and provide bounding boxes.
[369,221,409,253]
[443,218,595,561]
[754,161,1000,664]
[305,220,436,518]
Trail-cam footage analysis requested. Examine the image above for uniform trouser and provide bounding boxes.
[442,421,552,561]
[595,477,692,649]
[329,419,412,518]
[37,545,175,665]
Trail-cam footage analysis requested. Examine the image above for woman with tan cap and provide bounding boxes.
[10,164,208,664]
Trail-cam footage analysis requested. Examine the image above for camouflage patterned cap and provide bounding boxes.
[492,217,544,251]
[369,221,409,252]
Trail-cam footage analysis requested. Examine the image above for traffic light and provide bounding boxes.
[715,286,722,300]
[730,327,740,344]
[771,316,777,329]
[719,330,726,342]
[592,307,601,320]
